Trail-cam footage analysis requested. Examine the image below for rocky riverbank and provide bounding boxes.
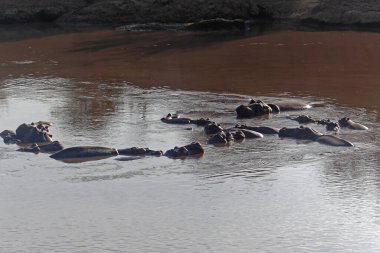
[0,0,380,27]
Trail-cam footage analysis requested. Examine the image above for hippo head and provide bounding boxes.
[236,100,272,118]
[204,122,223,134]
[279,126,322,140]
[338,117,351,127]
[15,123,52,144]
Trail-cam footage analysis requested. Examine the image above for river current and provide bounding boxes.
[0,25,380,252]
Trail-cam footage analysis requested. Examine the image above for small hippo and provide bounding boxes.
[287,115,317,124]
[161,113,191,124]
[118,147,163,156]
[234,124,280,134]
[225,128,263,139]
[338,117,368,130]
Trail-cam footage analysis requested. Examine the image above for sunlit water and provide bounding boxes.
[1,27,380,252]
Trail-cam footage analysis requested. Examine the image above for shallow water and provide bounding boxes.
[1,26,380,252]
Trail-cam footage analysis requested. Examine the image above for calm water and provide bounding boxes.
[1,26,380,252]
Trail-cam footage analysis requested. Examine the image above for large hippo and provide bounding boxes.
[338,117,368,130]
[1,122,52,144]
[164,142,205,158]
[279,126,353,147]
[50,146,119,163]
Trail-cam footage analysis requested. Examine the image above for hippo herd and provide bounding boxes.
[1,98,369,163]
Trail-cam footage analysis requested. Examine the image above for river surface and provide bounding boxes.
[0,25,380,252]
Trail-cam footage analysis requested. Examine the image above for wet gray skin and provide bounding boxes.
[279,126,354,147]
[118,147,163,156]
[164,142,205,158]
[234,124,280,134]
[50,146,119,163]
[236,100,272,118]
[287,115,317,124]
[338,117,369,130]
[225,128,264,139]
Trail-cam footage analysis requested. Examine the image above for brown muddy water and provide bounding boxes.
[0,25,380,252]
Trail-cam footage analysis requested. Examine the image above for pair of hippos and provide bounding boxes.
[1,121,205,163]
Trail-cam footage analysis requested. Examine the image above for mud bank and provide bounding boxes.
[1,0,380,26]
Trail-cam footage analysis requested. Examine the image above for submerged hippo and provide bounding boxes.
[207,131,235,145]
[236,100,272,118]
[338,117,368,130]
[204,122,223,134]
[234,124,280,134]
[279,126,353,147]
[1,122,52,144]
[317,118,340,132]
[288,115,340,132]
[161,113,191,124]
[164,142,205,158]
[118,147,163,156]
[50,146,119,163]
[17,141,64,154]
[161,113,213,126]
[287,115,317,124]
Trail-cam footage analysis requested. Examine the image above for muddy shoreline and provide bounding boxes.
[1,0,380,27]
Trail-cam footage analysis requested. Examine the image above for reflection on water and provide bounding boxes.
[0,74,380,252]
[1,26,380,252]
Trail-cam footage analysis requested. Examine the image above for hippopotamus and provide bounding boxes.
[1,122,53,144]
[204,122,223,134]
[161,113,213,126]
[236,100,272,118]
[17,141,64,153]
[338,117,368,130]
[50,146,119,163]
[317,119,340,132]
[161,113,191,124]
[164,142,205,158]
[0,130,18,144]
[225,128,263,139]
[287,115,317,124]
[287,115,340,132]
[118,147,163,156]
[208,131,235,145]
[234,124,280,134]
[279,126,353,147]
